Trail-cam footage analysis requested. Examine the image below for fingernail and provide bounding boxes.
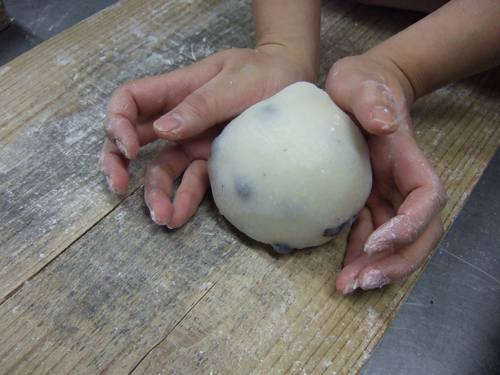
[364,240,396,256]
[147,203,172,227]
[364,220,400,255]
[149,207,159,225]
[105,175,116,193]
[105,175,126,195]
[343,278,359,294]
[370,106,398,132]
[116,140,131,159]
[147,202,162,225]
[154,113,182,133]
[364,241,382,256]
[359,269,388,289]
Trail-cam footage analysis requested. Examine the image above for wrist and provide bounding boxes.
[252,0,321,84]
[361,50,417,106]
[254,41,319,84]
[363,0,500,101]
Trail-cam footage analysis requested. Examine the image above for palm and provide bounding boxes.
[336,126,445,293]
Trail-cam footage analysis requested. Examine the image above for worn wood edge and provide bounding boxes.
[0,0,213,144]
[0,1,498,374]
[0,0,250,302]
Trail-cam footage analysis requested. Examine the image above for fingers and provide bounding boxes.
[365,136,447,255]
[144,143,210,228]
[102,57,224,193]
[337,216,444,294]
[104,77,170,159]
[144,143,191,226]
[104,55,225,158]
[343,208,373,266]
[99,139,131,195]
[364,187,444,256]
[340,206,389,294]
[360,216,443,289]
[169,160,210,228]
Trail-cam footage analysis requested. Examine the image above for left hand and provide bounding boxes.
[336,127,445,293]
[325,55,447,293]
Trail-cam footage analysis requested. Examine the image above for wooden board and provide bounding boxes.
[1,0,499,373]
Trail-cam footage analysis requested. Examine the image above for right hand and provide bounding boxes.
[99,45,317,228]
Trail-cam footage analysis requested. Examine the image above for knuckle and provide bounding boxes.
[179,187,200,203]
[326,57,358,99]
[186,160,209,186]
[112,83,133,101]
[182,88,218,123]
[432,178,448,211]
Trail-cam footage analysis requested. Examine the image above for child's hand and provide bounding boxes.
[143,125,222,228]
[326,55,447,293]
[100,45,316,227]
[337,129,445,293]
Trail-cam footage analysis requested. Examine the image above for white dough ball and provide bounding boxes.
[207,82,372,253]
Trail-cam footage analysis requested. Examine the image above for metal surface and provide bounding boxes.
[362,147,500,375]
[0,0,119,66]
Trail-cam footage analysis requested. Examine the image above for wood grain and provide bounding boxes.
[0,0,499,373]
[0,0,257,302]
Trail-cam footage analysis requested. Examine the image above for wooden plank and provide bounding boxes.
[0,0,499,374]
[0,101,161,302]
[0,188,244,373]
[0,0,257,301]
[0,0,229,142]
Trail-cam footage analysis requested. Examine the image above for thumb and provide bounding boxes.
[153,78,263,140]
[326,58,404,135]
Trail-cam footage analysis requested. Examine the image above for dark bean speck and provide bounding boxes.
[323,215,356,237]
[272,243,294,254]
[235,177,252,198]
[261,104,277,118]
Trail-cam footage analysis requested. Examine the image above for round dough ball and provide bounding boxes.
[207,82,372,253]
